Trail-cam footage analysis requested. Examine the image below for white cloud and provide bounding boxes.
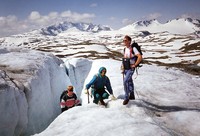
[60,10,95,23]
[0,17,6,26]
[180,13,200,19]
[147,13,162,20]
[0,15,26,37]
[181,14,191,18]
[122,18,134,25]
[48,12,59,19]
[138,12,162,22]
[29,11,41,20]
[60,10,72,18]
[0,15,18,27]
[28,11,58,26]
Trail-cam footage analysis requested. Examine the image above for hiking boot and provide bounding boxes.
[129,92,135,100]
[99,99,106,106]
[123,99,129,105]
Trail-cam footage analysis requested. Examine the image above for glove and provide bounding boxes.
[110,95,117,100]
[84,89,89,94]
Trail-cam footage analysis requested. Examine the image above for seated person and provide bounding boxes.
[60,85,80,112]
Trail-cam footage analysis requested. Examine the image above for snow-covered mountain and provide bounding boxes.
[0,18,199,71]
[32,18,200,36]
[120,18,200,35]
[39,22,112,36]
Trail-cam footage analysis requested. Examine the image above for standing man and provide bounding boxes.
[121,35,142,105]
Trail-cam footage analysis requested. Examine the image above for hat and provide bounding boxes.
[67,86,73,92]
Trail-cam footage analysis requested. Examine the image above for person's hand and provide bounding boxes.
[84,89,89,94]
[110,95,117,100]
[131,64,136,68]
[121,65,124,74]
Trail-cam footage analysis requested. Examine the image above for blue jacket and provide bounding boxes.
[86,67,113,94]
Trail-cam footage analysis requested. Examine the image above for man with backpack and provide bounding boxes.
[121,35,142,105]
[85,67,116,107]
[60,85,81,112]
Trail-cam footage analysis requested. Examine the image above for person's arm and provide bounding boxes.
[73,94,81,106]
[60,96,68,111]
[105,77,117,100]
[60,99,66,108]
[132,47,142,67]
[85,75,97,89]
[134,54,142,67]
[105,77,113,95]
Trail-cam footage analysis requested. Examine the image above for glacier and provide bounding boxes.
[0,47,71,136]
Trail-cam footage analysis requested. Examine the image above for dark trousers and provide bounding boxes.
[91,89,109,104]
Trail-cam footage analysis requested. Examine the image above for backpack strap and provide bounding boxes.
[124,47,133,58]
[60,90,68,102]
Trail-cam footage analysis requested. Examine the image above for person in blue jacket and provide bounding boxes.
[85,67,116,106]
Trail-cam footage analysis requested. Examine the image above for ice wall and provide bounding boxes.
[0,47,70,136]
[64,58,92,100]
[0,70,28,136]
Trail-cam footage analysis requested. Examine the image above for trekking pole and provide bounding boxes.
[122,71,125,91]
[122,72,124,83]
[135,88,140,99]
[122,69,124,82]
[134,67,138,79]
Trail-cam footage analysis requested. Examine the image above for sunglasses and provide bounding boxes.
[123,39,128,42]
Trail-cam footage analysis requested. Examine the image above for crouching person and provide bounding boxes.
[60,86,81,113]
[85,67,116,107]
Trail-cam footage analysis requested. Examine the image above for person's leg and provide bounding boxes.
[61,107,68,113]
[129,75,135,100]
[124,69,134,99]
[129,79,135,100]
[92,89,101,104]
[123,69,134,105]
[123,70,129,100]
[102,91,109,99]
[129,91,135,100]
[97,90,108,106]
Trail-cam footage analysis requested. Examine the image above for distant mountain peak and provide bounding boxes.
[134,19,159,27]
[120,18,200,35]
[40,21,112,36]
[167,17,199,23]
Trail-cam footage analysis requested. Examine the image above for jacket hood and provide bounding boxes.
[98,67,107,74]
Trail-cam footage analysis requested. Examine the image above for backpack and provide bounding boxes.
[131,41,143,67]
[132,41,143,56]
[123,41,143,67]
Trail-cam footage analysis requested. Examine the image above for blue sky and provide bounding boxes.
[0,0,200,37]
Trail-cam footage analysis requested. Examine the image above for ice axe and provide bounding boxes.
[86,89,92,104]
[86,89,90,104]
